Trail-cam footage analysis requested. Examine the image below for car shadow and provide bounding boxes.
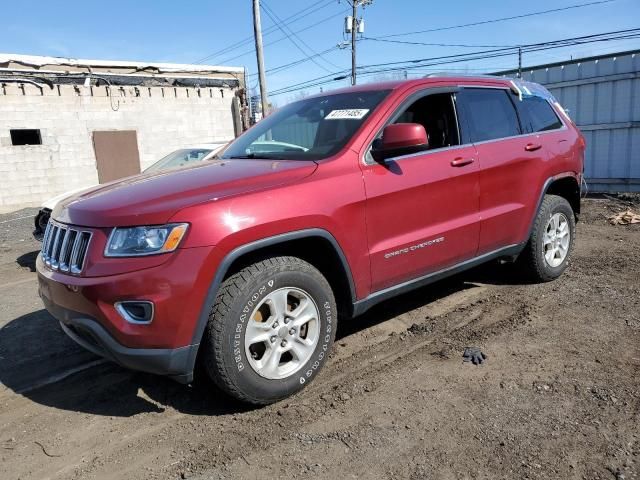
[0,261,521,417]
[336,276,473,340]
[16,250,39,272]
[336,260,523,339]
[0,309,253,417]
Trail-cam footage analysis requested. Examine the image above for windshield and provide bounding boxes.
[222,90,391,161]
[144,148,213,173]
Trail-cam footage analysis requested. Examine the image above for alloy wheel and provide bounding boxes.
[542,212,570,268]
[244,287,320,380]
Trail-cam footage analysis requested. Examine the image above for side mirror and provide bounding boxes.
[371,123,429,163]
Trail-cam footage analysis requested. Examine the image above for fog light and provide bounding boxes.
[115,301,154,324]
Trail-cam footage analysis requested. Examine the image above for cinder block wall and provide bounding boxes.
[0,83,237,212]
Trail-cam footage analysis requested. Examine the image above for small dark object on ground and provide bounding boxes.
[463,347,487,365]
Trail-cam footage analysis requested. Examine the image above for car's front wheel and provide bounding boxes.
[202,256,336,405]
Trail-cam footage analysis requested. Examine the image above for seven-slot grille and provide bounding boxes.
[41,221,92,275]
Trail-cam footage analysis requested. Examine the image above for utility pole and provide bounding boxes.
[517,46,522,79]
[346,0,373,86]
[350,1,357,85]
[252,0,269,118]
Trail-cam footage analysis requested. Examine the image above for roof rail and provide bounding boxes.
[422,72,502,79]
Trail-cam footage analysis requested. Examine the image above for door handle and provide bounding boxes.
[524,143,542,152]
[450,157,475,167]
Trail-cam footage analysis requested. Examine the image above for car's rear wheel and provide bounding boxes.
[518,194,576,282]
[202,256,336,405]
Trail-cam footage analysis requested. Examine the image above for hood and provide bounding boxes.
[41,185,98,210]
[54,159,317,227]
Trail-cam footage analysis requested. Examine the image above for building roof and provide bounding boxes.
[493,48,640,76]
[0,53,245,89]
[0,53,244,75]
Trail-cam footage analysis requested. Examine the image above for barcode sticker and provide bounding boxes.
[325,109,369,120]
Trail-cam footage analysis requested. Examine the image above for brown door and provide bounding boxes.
[92,130,141,183]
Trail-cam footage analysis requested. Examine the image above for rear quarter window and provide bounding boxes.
[516,96,564,133]
[457,88,520,143]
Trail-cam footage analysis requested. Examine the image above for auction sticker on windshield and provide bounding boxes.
[325,109,369,120]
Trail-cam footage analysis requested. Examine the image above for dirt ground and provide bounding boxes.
[0,197,639,480]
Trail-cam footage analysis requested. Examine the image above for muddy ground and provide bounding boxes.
[0,197,638,480]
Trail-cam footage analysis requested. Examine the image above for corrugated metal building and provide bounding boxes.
[497,50,640,193]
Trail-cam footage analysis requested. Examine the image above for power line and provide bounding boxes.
[247,33,517,80]
[260,0,340,73]
[262,1,342,71]
[195,0,333,63]
[362,37,518,48]
[356,31,640,76]
[217,8,349,65]
[354,35,640,79]
[373,0,617,39]
[260,2,333,74]
[351,46,516,70]
[247,46,340,77]
[245,0,623,83]
[194,0,335,64]
[356,28,640,70]
[269,28,640,95]
[270,66,348,95]
[270,49,523,95]
[268,28,640,96]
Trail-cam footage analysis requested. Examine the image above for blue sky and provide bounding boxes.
[2,0,639,104]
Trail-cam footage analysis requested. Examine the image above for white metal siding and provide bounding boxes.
[499,50,640,193]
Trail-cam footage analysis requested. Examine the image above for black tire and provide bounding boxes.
[202,256,337,405]
[518,194,576,282]
[33,210,50,239]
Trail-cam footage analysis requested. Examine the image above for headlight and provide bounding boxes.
[104,223,189,257]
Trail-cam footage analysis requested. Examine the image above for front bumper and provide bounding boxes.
[44,297,197,383]
[36,245,218,382]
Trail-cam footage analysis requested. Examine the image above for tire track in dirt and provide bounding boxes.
[181,283,542,479]
[5,279,502,480]
[2,198,639,480]
[299,283,535,403]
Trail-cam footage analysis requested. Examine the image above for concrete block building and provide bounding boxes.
[0,54,246,212]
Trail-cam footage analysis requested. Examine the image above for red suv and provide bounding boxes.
[37,76,584,404]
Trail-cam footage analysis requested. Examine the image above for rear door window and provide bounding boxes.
[515,96,563,133]
[456,88,520,143]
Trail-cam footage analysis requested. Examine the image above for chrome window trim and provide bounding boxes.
[457,86,523,141]
[515,95,567,135]
[371,143,472,164]
[459,86,567,142]
[456,84,513,90]
[470,125,568,147]
[362,87,462,166]
[450,92,462,147]
[361,84,567,166]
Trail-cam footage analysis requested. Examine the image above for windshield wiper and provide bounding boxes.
[225,153,283,160]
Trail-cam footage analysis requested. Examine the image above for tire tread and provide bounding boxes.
[204,256,331,405]
[518,194,575,282]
